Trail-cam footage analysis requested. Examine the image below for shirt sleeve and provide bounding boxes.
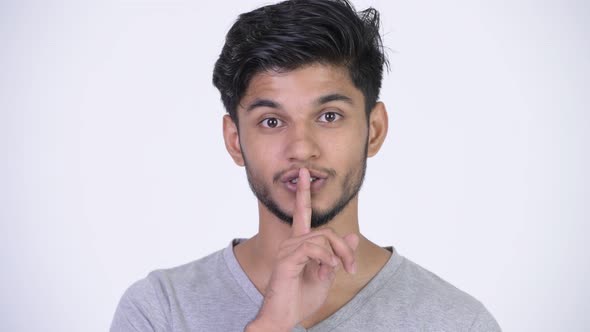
[110,278,169,332]
[469,305,502,332]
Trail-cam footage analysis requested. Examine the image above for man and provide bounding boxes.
[111,0,501,331]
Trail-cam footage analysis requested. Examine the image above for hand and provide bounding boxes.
[246,168,359,332]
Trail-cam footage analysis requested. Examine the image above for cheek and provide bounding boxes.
[240,135,282,172]
[321,129,366,159]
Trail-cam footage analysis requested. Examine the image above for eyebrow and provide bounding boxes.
[245,93,354,112]
[316,93,354,106]
[246,99,280,112]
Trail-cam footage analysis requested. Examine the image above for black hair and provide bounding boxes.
[212,0,388,123]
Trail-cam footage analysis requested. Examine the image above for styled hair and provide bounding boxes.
[212,0,388,123]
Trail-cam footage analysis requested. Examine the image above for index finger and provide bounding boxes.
[291,167,311,237]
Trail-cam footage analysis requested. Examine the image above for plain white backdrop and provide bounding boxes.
[1,0,588,331]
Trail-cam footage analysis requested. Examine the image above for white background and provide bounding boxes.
[1,0,588,331]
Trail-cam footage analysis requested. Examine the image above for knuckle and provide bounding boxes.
[312,234,327,245]
[310,234,329,248]
[300,241,312,251]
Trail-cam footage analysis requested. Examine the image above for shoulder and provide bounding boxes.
[110,248,227,331]
[400,257,501,331]
[380,254,501,331]
[147,247,227,294]
[110,274,168,331]
[397,257,480,308]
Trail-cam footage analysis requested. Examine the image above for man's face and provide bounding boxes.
[234,64,370,228]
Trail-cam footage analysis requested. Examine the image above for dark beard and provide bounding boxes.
[243,142,368,229]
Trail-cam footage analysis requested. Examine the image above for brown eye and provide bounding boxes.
[267,118,278,127]
[319,112,341,123]
[261,117,283,128]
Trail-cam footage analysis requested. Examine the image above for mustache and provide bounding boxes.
[272,165,337,184]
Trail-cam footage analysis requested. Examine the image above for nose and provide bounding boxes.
[284,123,320,163]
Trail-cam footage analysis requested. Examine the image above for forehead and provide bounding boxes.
[240,63,364,108]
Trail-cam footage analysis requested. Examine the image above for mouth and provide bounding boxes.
[280,169,329,193]
[288,176,319,184]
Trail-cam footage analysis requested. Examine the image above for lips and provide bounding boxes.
[279,168,329,193]
[280,169,328,183]
[288,176,318,184]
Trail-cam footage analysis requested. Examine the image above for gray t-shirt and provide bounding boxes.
[111,240,501,331]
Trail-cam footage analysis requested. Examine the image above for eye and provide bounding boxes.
[318,111,342,123]
[260,117,284,128]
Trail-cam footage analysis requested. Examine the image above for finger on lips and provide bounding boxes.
[288,167,357,275]
[292,167,312,237]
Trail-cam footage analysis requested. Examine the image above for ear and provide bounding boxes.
[222,115,245,166]
[367,102,388,157]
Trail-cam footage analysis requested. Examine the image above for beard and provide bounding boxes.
[243,141,368,229]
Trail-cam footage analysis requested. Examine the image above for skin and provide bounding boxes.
[222,63,391,331]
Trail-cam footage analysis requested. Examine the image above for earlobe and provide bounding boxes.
[367,102,388,157]
[222,115,245,166]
